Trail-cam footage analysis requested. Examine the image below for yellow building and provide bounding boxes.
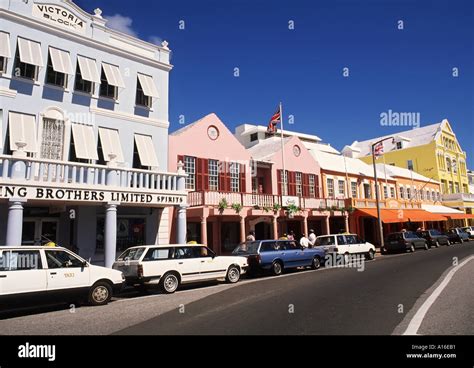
[342,120,473,226]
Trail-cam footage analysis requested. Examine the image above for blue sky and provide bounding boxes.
[75,0,474,167]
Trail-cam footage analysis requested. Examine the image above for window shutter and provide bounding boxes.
[289,172,296,196]
[196,158,204,191]
[202,159,209,191]
[219,162,228,192]
[315,175,321,198]
[240,164,246,193]
[302,174,309,198]
[277,170,282,196]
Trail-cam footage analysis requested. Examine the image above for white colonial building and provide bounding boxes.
[0,0,187,266]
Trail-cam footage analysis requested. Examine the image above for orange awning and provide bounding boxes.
[356,208,448,223]
[402,210,447,222]
[356,209,404,224]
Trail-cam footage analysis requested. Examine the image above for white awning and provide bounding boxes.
[98,128,124,163]
[137,73,159,98]
[18,37,44,67]
[77,55,100,83]
[422,204,464,214]
[0,32,11,58]
[49,47,74,75]
[71,124,98,160]
[134,134,159,168]
[102,63,125,88]
[8,112,37,153]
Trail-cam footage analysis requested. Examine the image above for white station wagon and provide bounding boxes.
[314,234,377,261]
[0,246,124,310]
[113,245,248,294]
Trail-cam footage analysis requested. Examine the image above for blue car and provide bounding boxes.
[232,240,326,276]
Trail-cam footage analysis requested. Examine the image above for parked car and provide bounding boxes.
[446,228,470,244]
[383,232,428,254]
[462,226,474,239]
[314,234,376,261]
[0,246,124,310]
[232,240,326,276]
[416,230,451,248]
[113,245,248,294]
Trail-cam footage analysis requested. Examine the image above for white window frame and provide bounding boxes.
[309,174,316,198]
[209,159,219,191]
[296,172,303,196]
[184,156,196,191]
[230,162,240,193]
[327,178,334,198]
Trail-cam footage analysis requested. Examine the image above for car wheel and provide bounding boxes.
[311,256,321,270]
[226,265,241,284]
[409,244,415,253]
[160,272,180,294]
[366,249,375,260]
[88,281,112,306]
[271,261,283,276]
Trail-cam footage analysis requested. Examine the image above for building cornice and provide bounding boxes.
[90,107,170,129]
[0,9,173,72]
[0,86,17,98]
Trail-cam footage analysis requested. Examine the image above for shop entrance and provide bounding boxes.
[22,218,59,246]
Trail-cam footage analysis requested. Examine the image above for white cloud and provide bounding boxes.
[149,36,163,46]
[105,14,138,37]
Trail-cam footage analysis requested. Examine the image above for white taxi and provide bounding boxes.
[0,246,124,310]
[113,244,248,294]
[314,234,377,261]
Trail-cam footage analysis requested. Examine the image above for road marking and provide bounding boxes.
[403,255,474,335]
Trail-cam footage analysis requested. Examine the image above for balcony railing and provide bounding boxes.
[0,155,183,192]
[187,190,346,210]
[442,193,474,202]
[348,198,423,209]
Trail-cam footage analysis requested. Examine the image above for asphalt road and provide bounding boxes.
[117,242,474,335]
[1,242,473,335]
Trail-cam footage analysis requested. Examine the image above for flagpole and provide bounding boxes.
[383,154,389,199]
[280,102,287,196]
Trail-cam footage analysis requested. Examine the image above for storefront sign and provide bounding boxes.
[0,186,186,206]
[33,3,86,34]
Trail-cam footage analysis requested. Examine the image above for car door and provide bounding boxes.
[344,235,361,254]
[44,249,90,293]
[281,241,305,268]
[173,247,204,283]
[197,247,227,279]
[0,250,47,303]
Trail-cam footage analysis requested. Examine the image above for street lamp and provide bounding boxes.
[371,137,394,250]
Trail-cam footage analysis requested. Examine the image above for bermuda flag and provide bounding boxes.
[267,107,282,134]
[373,142,384,158]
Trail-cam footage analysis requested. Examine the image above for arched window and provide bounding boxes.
[446,157,452,172]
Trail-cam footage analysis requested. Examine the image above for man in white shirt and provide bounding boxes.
[300,235,310,248]
[308,229,317,247]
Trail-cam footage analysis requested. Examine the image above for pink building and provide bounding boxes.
[169,113,347,254]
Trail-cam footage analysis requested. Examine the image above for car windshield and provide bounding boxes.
[117,247,145,261]
[388,233,403,241]
[233,242,260,255]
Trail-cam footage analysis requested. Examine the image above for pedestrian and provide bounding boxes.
[246,230,256,242]
[308,229,317,247]
[287,231,295,241]
[279,233,288,240]
[300,234,310,248]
